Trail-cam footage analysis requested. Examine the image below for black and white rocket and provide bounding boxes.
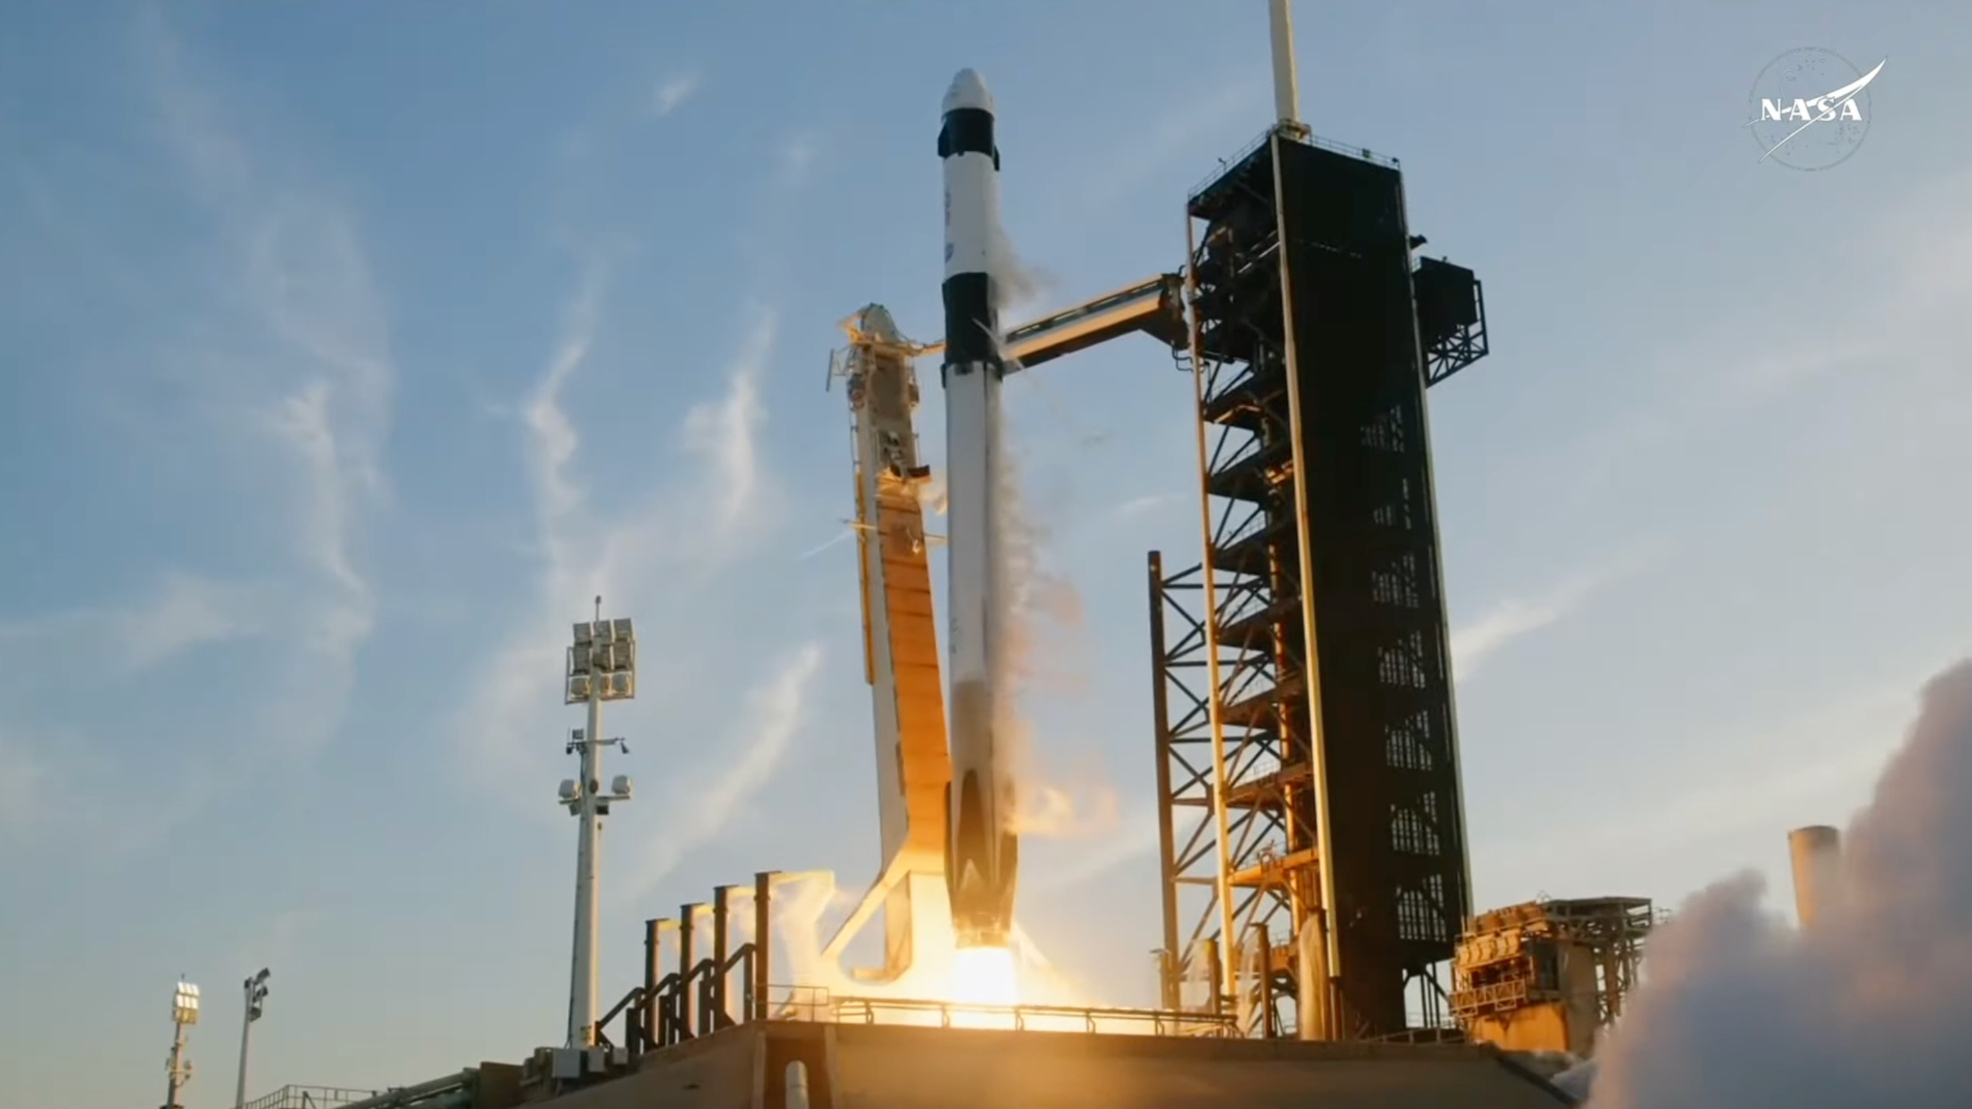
[938,67,1018,951]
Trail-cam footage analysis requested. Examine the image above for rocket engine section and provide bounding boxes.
[939,67,1018,951]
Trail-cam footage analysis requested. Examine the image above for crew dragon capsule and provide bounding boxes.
[938,67,1018,951]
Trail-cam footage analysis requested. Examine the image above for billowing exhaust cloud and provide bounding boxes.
[1584,659,1972,1108]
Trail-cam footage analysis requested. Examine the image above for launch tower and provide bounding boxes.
[1149,125,1490,1038]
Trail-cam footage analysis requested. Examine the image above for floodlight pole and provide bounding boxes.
[233,969,268,1109]
[570,648,605,1048]
[233,1003,250,1109]
[564,597,635,1049]
[164,979,199,1109]
[165,1021,190,1109]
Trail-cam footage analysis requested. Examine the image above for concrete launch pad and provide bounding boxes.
[539,1022,1572,1109]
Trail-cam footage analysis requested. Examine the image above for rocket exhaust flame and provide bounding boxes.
[949,946,1020,1009]
[774,871,1090,1020]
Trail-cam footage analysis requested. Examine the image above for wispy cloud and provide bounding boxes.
[0,13,395,851]
[525,263,608,526]
[143,14,393,758]
[1071,74,1267,209]
[779,130,821,185]
[683,312,773,539]
[0,572,265,673]
[455,283,815,910]
[622,643,823,896]
[229,907,320,977]
[1109,491,1184,521]
[1450,541,1669,681]
[1025,807,1159,896]
[126,575,265,667]
[457,276,790,826]
[453,56,832,900]
[0,732,47,833]
[795,525,856,562]
[1560,165,1972,503]
[652,73,701,117]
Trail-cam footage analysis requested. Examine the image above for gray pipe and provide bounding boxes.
[1788,825,1842,928]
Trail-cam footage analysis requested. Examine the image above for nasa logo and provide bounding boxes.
[1746,48,1886,171]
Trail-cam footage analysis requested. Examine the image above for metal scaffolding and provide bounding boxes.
[1450,896,1655,1056]
[1149,120,1490,1041]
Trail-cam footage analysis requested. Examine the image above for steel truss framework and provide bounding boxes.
[1450,896,1656,1035]
[1150,126,1489,1040]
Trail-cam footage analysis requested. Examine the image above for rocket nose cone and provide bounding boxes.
[943,68,993,116]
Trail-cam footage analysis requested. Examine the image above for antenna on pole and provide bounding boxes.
[1268,0,1308,136]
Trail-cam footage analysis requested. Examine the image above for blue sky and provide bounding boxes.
[2,1,1968,1105]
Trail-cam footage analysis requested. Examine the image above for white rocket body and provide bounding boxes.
[939,68,1017,950]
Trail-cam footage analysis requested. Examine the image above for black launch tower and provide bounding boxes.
[1149,126,1490,1039]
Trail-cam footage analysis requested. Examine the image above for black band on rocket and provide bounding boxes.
[938,107,997,165]
[941,273,996,366]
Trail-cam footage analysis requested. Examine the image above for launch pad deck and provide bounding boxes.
[539,1021,1572,1109]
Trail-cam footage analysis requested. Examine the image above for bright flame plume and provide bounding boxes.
[949,945,1019,1008]
[774,871,1092,1024]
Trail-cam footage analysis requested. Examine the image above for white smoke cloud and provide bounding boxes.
[986,400,1117,840]
[986,222,1053,318]
[1584,658,1972,1108]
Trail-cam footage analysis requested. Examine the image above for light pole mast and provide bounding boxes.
[562,597,637,1048]
[233,969,269,1109]
[164,979,199,1109]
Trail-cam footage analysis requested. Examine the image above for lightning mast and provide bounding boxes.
[1268,0,1304,133]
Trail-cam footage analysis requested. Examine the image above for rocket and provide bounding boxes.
[938,67,1018,951]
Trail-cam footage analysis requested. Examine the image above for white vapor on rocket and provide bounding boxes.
[937,67,1018,951]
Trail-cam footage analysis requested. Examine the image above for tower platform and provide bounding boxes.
[536,1020,1572,1109]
